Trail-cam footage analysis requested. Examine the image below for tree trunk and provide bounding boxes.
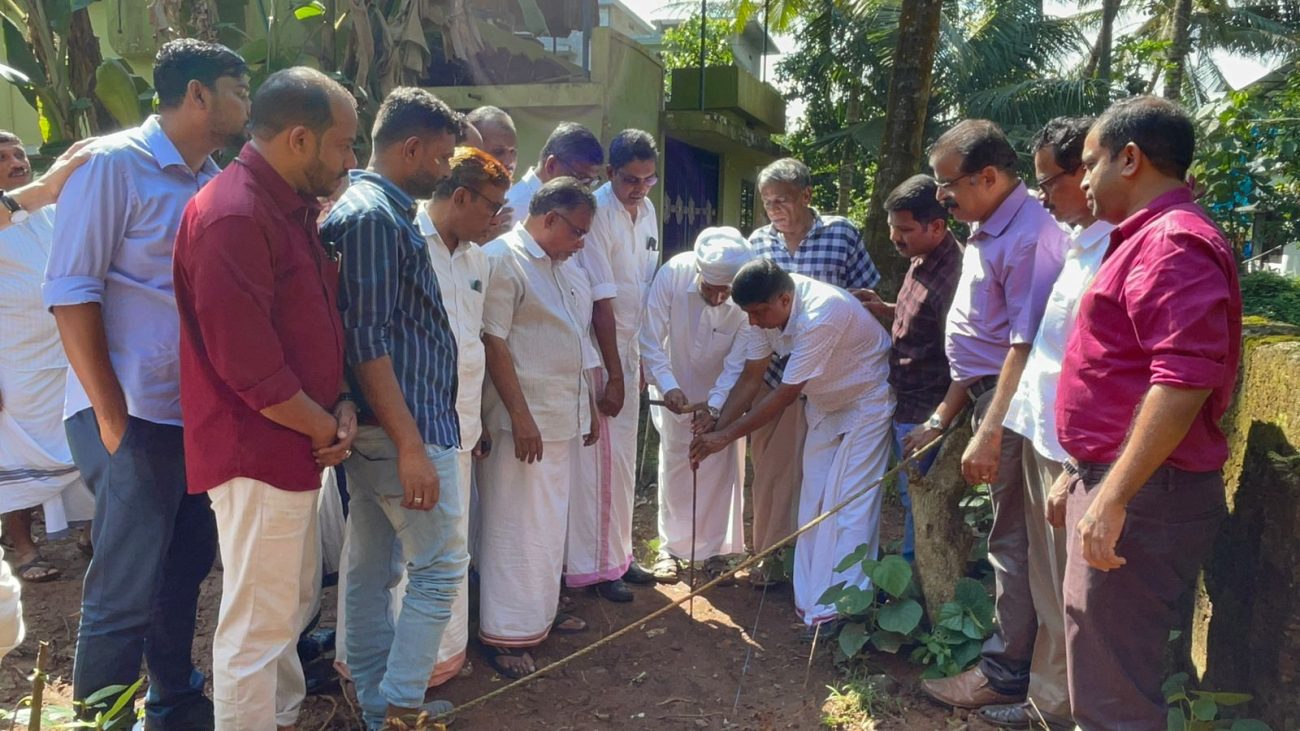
[67,9,111,134]
[910,418,975,622]
[836,80,861,216]
[1097,0,1120,83]
[1164,0,1193,100]
[861,0,944,297]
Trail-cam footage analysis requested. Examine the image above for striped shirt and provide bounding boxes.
[322,171,461,449]
[748,212,882,386]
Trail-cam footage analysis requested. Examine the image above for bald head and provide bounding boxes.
[250,67,353,140]
[467,106,518,176]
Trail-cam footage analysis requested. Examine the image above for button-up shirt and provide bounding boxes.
[1056,188,1241,472]
[481,225,592,440]
[640,252,751,424]
[574,182,660,365]
[503,167,543,227]
[1004,220,1113,463]
[889,232,963,423]
[417,208,490,445]
[749,212,882,387]
[43,115,221,425]
[944,183,1070,382]
[323,170,460,449]
[745,274,893,434]
[174,144,344,493]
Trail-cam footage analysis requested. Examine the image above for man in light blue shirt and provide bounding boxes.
[43,39,249,729]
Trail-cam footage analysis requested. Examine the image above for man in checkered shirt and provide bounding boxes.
[741,157,881,586]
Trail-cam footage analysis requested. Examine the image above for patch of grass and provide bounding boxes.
[819,671,905,730]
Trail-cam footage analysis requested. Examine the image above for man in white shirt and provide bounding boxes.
[567,129,661,602]
[502,122,603,227]
[691,260,894,632]
[640,227,754,585]
[478,178,597,679]
[979,118,1112,731]
[420,146,512,684]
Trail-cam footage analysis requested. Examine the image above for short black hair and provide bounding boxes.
[1031,116,1094,174]
[372,87,464,150]
[153,38,247,109]
[529,176,597,217]
[731,259,795,307]
[1093,95,1195,180]
[608,129,656,170]
[539,123,603,167]
[929,119,1019,174]
[250,67,349,138]
[884,174,948,225]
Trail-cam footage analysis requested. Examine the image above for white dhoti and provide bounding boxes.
[793,409,893,626]
[652,405,743,559]
[478,432,577,646]
[565,365,638,587]
[333,449,475,687]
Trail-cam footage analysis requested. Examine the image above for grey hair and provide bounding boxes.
[757,157,811,190]
[529,176,597,217]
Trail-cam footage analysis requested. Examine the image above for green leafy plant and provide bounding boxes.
[0,678,144,730]
[819,549,995,678]
[1162,672,1271,731]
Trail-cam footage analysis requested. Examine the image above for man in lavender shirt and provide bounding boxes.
[906,120,1070,712]
[43,40,249,728]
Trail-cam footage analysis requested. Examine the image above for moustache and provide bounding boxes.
[941,199,959,210]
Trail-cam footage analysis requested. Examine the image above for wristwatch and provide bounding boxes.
[706,406,721,420]
[923,413,945,431]
[0,191,29,224]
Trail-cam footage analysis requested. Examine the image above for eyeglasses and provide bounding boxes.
[557,159,602,189]
[616,172,658,188]
[553,211,589,238]
[935,174,976,191]
[464,186,506,216]
[1034,167,1080,192]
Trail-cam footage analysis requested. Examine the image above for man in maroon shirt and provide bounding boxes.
[173,67,359,730]
[1057,95,1241,730]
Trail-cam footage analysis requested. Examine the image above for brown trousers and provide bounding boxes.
[1064,463,1225,730]
[747,388,806,552]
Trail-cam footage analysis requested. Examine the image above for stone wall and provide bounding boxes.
[1191,319,1300,728]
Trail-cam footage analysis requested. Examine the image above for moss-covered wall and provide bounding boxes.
[1192,318,1300,728]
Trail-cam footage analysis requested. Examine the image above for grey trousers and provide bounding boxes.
[1065,463,1225,730]
[972,393,1035,695]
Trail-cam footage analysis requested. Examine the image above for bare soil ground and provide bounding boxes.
[3,491,991,730]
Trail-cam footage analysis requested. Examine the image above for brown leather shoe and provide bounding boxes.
[920,666,1025,709]
[978,701,1074,730]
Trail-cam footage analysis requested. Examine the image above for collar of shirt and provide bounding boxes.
[781,282,805,337]
[235,144,322,221]
[1108,186,1196,251]
[348,169,417,221]
[515,224,548,260]
[970,182,1030,241]
[518,167,541,190]
[753,209,826,249]
[415,207,472,256]
[914,231,961,273]
[1073,219,1114,253]
[141,115,221,178]
[595,181,652,221]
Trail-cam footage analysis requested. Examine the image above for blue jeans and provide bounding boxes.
[64,409,216,728]
[343,427,467,729]
[892,421,942,561]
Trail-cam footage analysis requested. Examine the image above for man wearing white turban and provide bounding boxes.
[639,227,754,584]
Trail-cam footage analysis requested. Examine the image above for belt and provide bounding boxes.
[966,375,999,401]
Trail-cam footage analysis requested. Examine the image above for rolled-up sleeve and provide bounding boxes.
[335,212,401,365]
[43,152,131,308]
[575,210,617,301]
[1128,233,1232,390]
[482,254,520,340]
[183,215,302,410]
[638,266,678,393]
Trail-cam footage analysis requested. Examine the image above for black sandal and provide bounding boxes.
[482,644,536,679]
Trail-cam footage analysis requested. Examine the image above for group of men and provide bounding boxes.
[0,30,1241,731]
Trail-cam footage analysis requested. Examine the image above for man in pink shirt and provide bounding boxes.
[913,120,1070,711]
[1056,96,1240,730]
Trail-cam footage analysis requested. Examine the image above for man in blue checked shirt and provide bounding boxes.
[740,157,882,587]
[321,87,465,729]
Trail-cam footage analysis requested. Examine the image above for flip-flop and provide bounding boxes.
[482,644,535,679]
[14,555,60,583]
[550,613,587,634]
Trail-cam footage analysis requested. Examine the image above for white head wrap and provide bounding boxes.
[694,227,755,286]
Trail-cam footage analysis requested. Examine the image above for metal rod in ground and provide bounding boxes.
[803,621,822,690]
[689,463,699,618]
[731,581,769,715]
